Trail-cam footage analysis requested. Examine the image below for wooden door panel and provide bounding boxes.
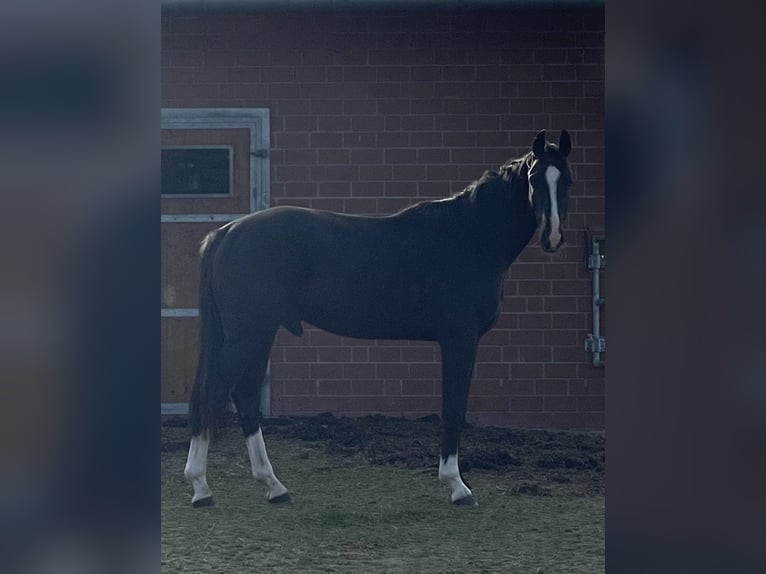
[161,221,221,309]
[161,317,200,403]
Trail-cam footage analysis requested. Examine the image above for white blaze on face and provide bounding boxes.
[246,429,289,500]
[545,165,562,249]
[184,433,212,504]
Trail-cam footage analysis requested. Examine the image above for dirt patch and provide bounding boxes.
[162,412,604,496]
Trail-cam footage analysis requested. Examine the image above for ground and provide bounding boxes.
[161,413,604,574]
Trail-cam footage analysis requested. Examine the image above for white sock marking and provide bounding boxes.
[545,165,562,248]
[184,433,212,504]
[438,454,473,503]
[246,429,288,500]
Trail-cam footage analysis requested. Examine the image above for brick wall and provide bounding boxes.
[162,7,605,428]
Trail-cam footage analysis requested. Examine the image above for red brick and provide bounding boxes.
[551,280,587,296]
[294,67,326,82]
[470,379,504,396]
[310,198,345,212]
[468,396,509,412]
[403,380,435,396]
[311,99,344,115]
[163,8,604,427]
[378,133,409,148]
[544,98,578,114]
[519,346,552,363]
[343,363,377,379]
[284,347,318,362]
[577,395,605,412]
[377,363,410,379]
[272,363,310,379]
[544,363,579,379]
[310,363,343,379]
[535,49,567,64]
[369,347,402,362]
[318,380,351,396]
[317,116,351,131]
[359,166,393,181]
[317,347,352,362]
[282,380,317,396]
[402,347,438,362]
[282,149,317,166]
[544,396,578,412]
[577,362,607,380]
[551,314,586,329]
[508,98,544,114]
[481,330,509,346]
[508,65,543,81]
[351,380,385,396]
[518,313,552,330]
[343,198,377,214]
[569,379,605,395]
[385,148,418,164]
[501,347,519,363]
[534,380,569,395]
[317,150,350,165]
[510,396,544,411]
[518,280,552,295]
[508,329,544,346]
[505,380,534,395]
[475,363,510,379]
[277,396,317,412]
[441,132,475,147]
[411,363,441,379]
[350,348,369,362]
[384,380,402,396]
[511,363,544,378]
[553,346,586,363]
[352,115,386,132]
[543,296,578,312]
[324,165,360,181]
[476,346,502,363]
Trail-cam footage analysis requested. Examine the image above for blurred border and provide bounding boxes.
[607,1,765,572]
[0,1,159,572]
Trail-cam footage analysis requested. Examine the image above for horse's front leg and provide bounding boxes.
[438,332,479,506]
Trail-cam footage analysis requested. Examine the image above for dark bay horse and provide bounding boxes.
[184,129,573,506]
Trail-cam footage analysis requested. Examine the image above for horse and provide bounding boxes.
[184,129,573,507]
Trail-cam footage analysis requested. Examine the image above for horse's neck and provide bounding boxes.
[499,158,538,267]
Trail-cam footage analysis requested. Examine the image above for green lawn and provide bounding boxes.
[162,422,604,574]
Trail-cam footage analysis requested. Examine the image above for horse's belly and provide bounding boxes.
[297,281,437,341]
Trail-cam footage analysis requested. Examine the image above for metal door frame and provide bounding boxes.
[161,107,271,415]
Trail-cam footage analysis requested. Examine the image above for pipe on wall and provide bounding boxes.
[585,232,605,367]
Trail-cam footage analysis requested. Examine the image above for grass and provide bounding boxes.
[162,427,604,573]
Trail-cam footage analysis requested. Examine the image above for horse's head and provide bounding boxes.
[527,129,573,253]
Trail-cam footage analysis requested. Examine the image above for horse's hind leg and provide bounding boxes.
[229,324,290,503]
[185,432,213,507]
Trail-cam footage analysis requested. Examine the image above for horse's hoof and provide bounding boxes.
[268,492,291,504]
[192,496,215,508]
[453,495,478,506]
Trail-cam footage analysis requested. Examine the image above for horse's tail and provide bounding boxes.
[188,226,229,439]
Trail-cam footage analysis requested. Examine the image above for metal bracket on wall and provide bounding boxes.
[587,253,605,270]
[585,334,606,353]
[585,231,605,367]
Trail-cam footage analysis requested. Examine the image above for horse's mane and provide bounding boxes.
[394,152,533,221]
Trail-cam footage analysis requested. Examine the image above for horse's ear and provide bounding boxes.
[558,129,572,157]
[532,130,546,157]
